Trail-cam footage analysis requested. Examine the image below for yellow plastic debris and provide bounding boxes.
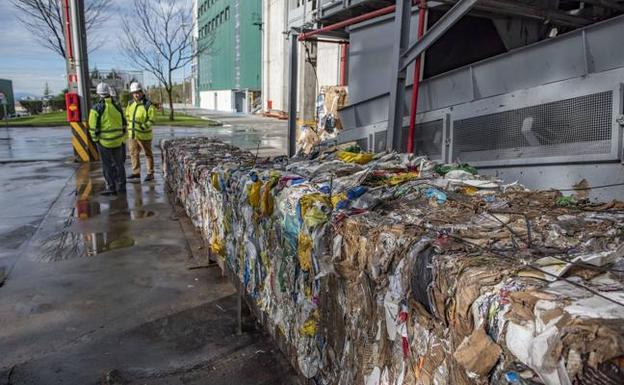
[260,181,274,217]
[297,232,313,271]
[300,317,318,337]
[211,172,220,191]
[260,250,271,269]
[331,192,347,208]
[304,207,328,228]
[210,235,225,257]
[300,193,330,227]
[248,181,262,208]
[460,186,479,196]
[337,150,374,165]
[387,171,420,186]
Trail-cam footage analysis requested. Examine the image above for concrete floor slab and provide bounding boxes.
[0,125,297,385]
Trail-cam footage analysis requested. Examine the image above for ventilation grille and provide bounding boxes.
[374,131,387,153]
[453,91,614,162]
[356,138,368,152]
[400,119,444,159]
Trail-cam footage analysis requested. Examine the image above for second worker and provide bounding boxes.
[126,82,156,182]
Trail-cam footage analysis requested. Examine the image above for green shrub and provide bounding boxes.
[20,100,43,115]
[48,96,66,111]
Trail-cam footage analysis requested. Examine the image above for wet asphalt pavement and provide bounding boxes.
[0,121,296,385]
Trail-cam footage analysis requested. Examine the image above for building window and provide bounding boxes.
[219,11,224,24]
[225,6,230,20]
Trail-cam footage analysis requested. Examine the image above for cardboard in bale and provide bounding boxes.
[162,137,624,385]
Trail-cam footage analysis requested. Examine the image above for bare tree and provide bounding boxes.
[10,0,108,58]
[120,0,212,120]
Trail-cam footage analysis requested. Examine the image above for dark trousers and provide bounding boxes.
[97,143,127,192]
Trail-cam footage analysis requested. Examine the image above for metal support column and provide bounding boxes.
[70,0,90,121]
[386,0,413,151]
[287,32,299,157]
[63,0,98,162]
[387,0,480,151]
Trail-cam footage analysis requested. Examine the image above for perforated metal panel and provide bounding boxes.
[400,119,444,159]
[453,91,614,162]
[356,138,368,152]
[374,131,387,153]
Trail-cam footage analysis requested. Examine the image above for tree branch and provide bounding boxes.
[10,0,110,58]
[119,0,214,120]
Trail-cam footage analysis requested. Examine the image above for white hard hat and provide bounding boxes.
[129,82,143,93]
[96,82,110,96]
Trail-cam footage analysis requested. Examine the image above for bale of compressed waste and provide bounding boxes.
[162,138,624,385]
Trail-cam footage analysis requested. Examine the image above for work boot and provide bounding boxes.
[144,174,154,182]
[127,174,140,180]
[101,189,117,196]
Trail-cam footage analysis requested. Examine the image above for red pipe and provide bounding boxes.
[407,0,427,154]
[63,0,74,60]
[298,4,397,41]
[310,38,350,44]
[339,43,349,86]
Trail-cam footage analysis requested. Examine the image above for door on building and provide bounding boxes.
[235,91,245,113]
[214,93,218,111]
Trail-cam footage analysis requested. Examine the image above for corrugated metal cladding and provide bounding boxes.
[196,0,262,91]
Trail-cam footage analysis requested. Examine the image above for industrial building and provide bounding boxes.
[0,78,15,119]
[261,0,346,119]
[272,0,624,201]
[89,69,144,96]
[193,0,262,113]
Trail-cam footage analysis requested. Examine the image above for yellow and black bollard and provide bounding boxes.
[70,121,99,162]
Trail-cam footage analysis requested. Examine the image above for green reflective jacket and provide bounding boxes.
[126,98,155,141]
[88,97,126,149]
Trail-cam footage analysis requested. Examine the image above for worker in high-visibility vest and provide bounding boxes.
[125,82,156,182]
[89,82,127,195]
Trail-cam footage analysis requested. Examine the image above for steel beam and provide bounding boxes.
[400,0,479,71]
[287,32,299,157]
[386,0,413,151]
[436,0,593,27]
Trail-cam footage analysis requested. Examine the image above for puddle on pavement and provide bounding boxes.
[111,209,156,220]
[34,154,162,261]
[74,200,155,221]
[81,232,135,256]
[40,196,140,260]
[39,228,136,261]
[75,200,101,219]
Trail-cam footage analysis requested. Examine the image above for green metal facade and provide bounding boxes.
[0,79,15,118]
[197,0,261,91]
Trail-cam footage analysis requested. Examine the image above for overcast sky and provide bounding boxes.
[0,1,189,96]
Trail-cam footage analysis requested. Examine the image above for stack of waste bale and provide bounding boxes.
[298,86,349,155]
[162,138,624,385]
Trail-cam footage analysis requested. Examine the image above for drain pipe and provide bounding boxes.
[407,0,428,154]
